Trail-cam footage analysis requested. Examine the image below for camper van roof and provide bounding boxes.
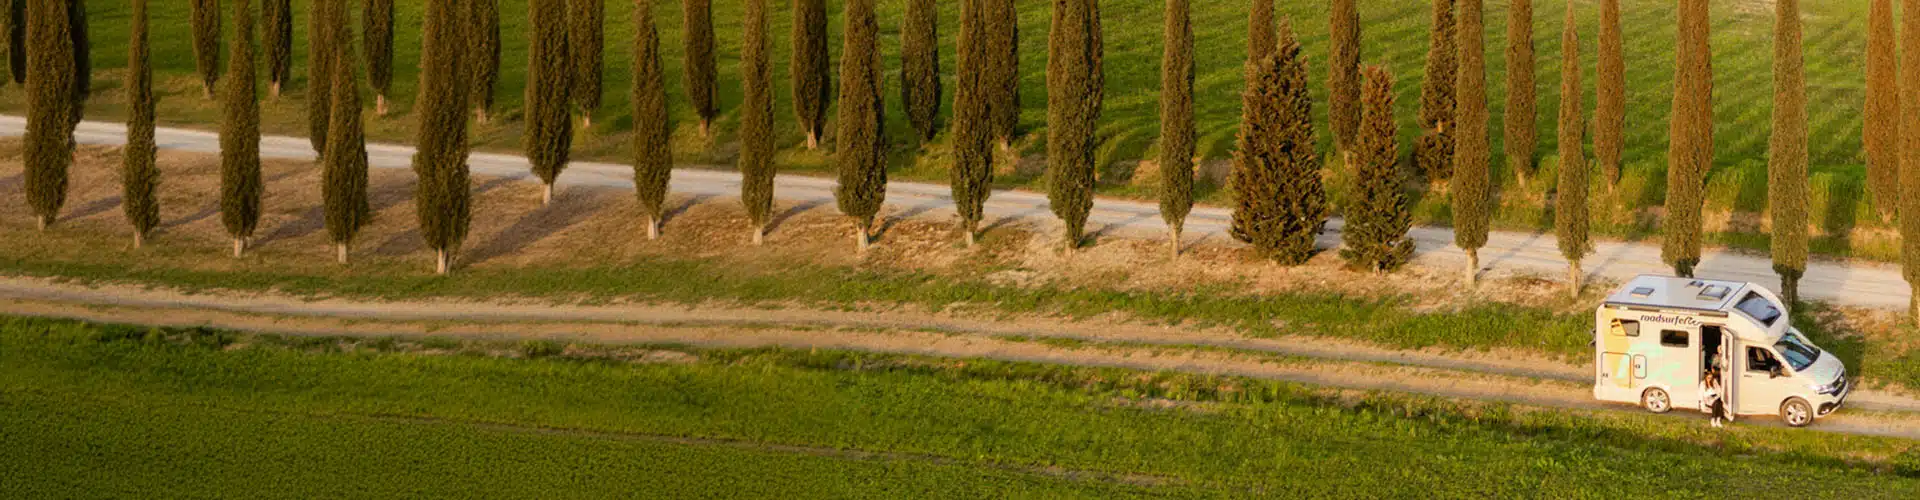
[1603,275,1750,312]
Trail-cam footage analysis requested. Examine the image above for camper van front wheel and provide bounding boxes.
[1641,388,1672,413]
[1781,398,1813,427]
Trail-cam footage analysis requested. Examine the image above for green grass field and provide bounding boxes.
[1,0,1895,259]
[4,317,1917,497]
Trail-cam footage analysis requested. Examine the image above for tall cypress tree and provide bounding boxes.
[414,0,471,274]
[65,0,87,131]
[470,0,502,123]
[526,0,573,205]
[1504,0,1536,184]
[1341,65,1413,272]
[221,0,261,258]
[1248,0,1274,64]
[1232,22,1324,265]
[5,0,21,85]
[306,0,333,157]
[1328,0,1360,155]
[264,0,291,98]
[902,0,941,143]
[985,0,1020,150]
[1595,0,1624,189]
[951,0,994,246]
[740,0,776,245]
[1770,0,1807,307]
[1047,0,1103,253]
[24,0,75,230]
[1158,0,1195,258]
[792,0,829,149]
[1454,0,1491,284]
[684,0,717,137]
[570,0,604,128]
[835,0,886,252]
[1868,0,1899,222]
[1416,0,1455,182]
[125,0,159,247]
[1906,0,1920,323]
[324,9,369,266]
[1555,1,1590,298]
[1664,0,1712,278]
[633,0,672,240]
[192,0,221,98]
[366,0,394,115]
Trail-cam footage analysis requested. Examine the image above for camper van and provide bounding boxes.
[1593,275,1849,427]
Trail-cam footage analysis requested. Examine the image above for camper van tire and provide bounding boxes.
[1641,388,1672,413]
[1782,398,1813,427]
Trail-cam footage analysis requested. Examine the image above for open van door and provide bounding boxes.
[1720,330,1736,422]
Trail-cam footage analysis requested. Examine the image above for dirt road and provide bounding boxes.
[2,115,1909,310]
[2,277,1916,441]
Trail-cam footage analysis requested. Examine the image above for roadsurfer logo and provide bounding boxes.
[1641,314,1702,327]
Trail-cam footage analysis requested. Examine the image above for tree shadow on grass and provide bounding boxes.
[872,201,941,242]
[66,195,123,221]
[462,188,613,266]
[764,199,828,236]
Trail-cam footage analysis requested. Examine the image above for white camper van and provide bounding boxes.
[1593,275,1849,427]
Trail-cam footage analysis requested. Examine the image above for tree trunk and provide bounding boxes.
[36,215,49,231]
[1911,288,1920,327]
[436,249,451,275]
[1465,248,1480,285]
[856,219,871,253]
[1568,262,1583,299]
[475,108,490,124]
[204,83,215,100]
[1782,273,1800,309]
[1063,229,1077,255]
[1168,225,1182,258]
[699,119,711,139]
[752,225,765,246]
[232,238,246,258]
[997,137,1012,155]
[645,214,660,240]
[133,231,146,249]
[542,183,555,205]
[270,81,282,100]
[336,242,349,264]
[582,115,593,130]
[806,131,819,150]
[963,219,978,247]
[376,94,390,116]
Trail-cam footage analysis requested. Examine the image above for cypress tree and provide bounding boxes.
[366,0,394,115]
[1248,0,1274,64]
[1770,0,1807,307]
[570,0,603,128]
[192,0,220,98]
[1555,1,1590,298]
[1231,22,1324,265]
[835,0,886,252]
[325,9,369,266]
[740,0,776,245]
[470,0,502,123]
[684,0,717,137]
[902,0,941,143]
[1047,0,1103,253]
[985,0,1020,149]
[1416,0,1455,182]
[1663,0,1712,278]
[792,0,829,149]
[1504,0,1536,184]
[1341,65,1413,272]
[1868,0,1899,222]
[66,0,87,131]
[1454,0,1491,283]
[1906,0,1920,323]
[264,0,291,98]
[526,0,573,205]
[1328,0,1361,155]
[1595,0,1624,189]
[951,0,994,246]
[414,0,471,274]
[221,0,262,258]
[306,0,332,157]
[633,0,672,240]
[1158,0,1195,258]
[5,0,21,85]
[125,0,159,247]
[24,0,75,230]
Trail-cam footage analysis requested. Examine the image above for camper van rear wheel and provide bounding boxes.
[1641,388,1672,413]
[1781,398,1813,427]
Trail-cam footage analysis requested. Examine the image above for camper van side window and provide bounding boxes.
[1660,330,1690,348]
[1610,320,1641,337]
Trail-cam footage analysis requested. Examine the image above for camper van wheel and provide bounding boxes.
[1781,398,1813,427]
[1641,388,1672,413]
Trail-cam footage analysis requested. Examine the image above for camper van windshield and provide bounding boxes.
[1775,332,1822,372]
[1734,293,1782,327]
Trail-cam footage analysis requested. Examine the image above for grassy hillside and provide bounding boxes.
[0,1,1891,258]
[5,317,1918,496]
